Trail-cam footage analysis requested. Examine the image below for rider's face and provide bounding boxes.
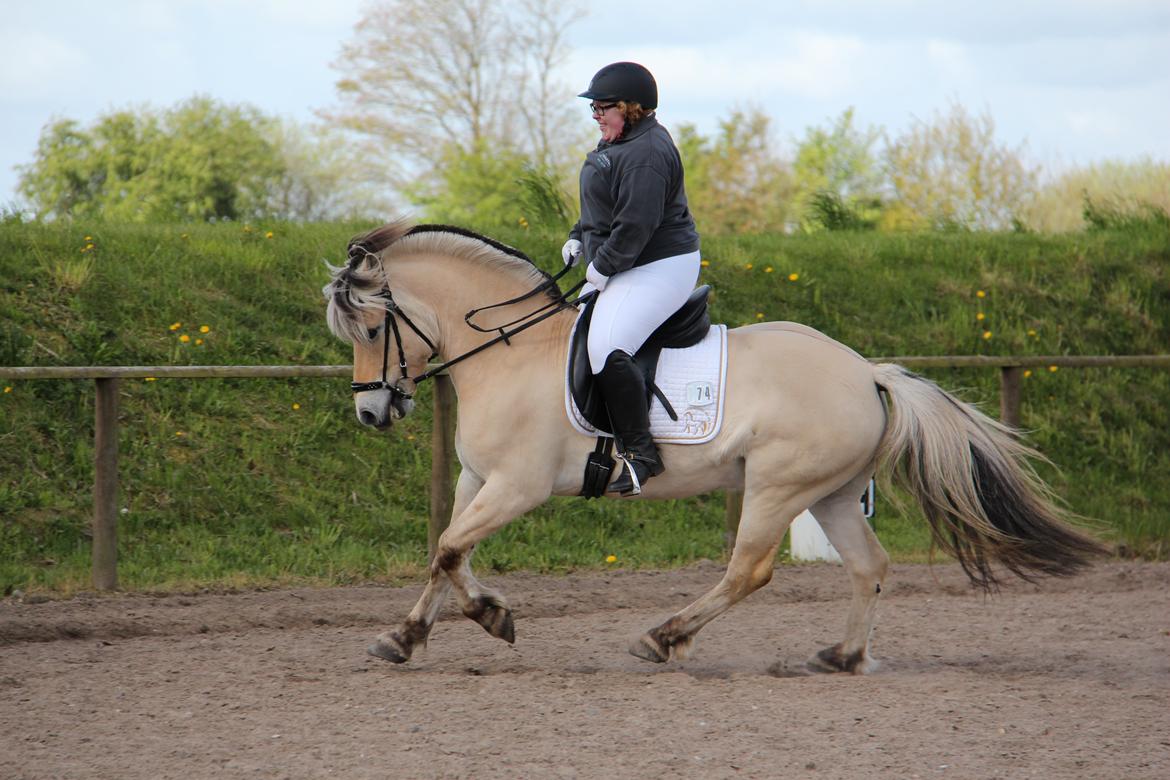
[594,103,624,143]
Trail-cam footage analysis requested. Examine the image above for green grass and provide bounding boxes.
[1,220,1167,594]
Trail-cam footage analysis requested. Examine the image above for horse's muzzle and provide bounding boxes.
[354,388,413,429]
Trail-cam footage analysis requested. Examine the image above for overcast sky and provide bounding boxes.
[2,0,1168,209]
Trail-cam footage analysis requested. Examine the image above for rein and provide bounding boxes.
[351,261,590,402]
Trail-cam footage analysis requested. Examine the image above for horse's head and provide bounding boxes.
[324,221,437,429]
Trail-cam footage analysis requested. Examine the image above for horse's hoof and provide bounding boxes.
[628,633,669,663]
[467,598,515,644]
[367,631,411,664]
[807,644,872,674]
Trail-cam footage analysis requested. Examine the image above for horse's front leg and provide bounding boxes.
[368,472,549,662]
[433,475,550,643]
[367,469,484,663]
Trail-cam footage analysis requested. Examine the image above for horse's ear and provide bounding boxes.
[346,239,371,269]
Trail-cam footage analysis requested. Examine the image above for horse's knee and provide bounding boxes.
[431,544,462,576]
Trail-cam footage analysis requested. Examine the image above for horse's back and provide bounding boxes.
[723,321,884,451]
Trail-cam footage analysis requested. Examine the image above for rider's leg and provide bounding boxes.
[596,349,662,494]
[587,251,700,494]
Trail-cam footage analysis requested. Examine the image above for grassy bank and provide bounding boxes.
[1,220,1167,594]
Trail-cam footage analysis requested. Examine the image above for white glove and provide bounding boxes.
[561,238,583,267]
[585,262,609,291]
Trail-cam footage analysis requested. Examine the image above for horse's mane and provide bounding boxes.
[323,220,559,343]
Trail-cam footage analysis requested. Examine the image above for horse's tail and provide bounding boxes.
[872,363,1108,590]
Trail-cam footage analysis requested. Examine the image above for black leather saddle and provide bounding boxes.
[569,285,712,433]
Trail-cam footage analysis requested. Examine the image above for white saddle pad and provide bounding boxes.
[565,322,728,444]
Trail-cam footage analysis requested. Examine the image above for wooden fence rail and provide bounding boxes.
[2,354,1167,590]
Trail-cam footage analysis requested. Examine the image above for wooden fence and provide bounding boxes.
[3,354,1167,589]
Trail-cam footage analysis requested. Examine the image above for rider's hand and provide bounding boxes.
[585,262,609,291]
[561,238,583,267]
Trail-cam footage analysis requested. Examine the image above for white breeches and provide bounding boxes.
[585,250,702,374]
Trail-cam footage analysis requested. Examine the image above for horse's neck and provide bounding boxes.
[398,256,576,382]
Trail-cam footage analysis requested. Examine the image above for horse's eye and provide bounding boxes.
[367,327,380,341]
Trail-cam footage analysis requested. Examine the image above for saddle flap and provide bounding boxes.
[568,285,713,433]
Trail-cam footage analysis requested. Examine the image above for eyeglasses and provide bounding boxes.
[590,102,619,115]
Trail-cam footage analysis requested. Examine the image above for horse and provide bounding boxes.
[323,220,1105,673]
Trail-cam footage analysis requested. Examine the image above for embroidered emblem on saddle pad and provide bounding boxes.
[566,323,728,444]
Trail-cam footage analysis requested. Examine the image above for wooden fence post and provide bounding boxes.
[92,378,119,591]
[428,374,457,564]
[1000,366,1023,428]
[724,490,743,552]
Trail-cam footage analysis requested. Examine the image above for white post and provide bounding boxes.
[789,510,841,562]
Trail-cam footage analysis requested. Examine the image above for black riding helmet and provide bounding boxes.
[578,62,657,110]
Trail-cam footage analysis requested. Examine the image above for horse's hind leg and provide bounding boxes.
[629,471,807,663]
[805,474,890,674]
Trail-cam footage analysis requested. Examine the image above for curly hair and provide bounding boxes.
[617,101,650,130]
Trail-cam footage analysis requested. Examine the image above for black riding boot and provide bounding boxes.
[596,350,664,495]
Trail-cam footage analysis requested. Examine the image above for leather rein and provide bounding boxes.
[351,262,589,405]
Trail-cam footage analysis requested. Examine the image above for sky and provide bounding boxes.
[2,0,1168,209]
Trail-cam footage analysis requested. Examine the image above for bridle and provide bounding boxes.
[349,287,439,404]
[351,259,588,407]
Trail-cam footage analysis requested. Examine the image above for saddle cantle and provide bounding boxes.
[569,285,712,433]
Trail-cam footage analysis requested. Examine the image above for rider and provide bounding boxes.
[563,62,702,495]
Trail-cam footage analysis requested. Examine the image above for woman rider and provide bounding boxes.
[562,62,702,495]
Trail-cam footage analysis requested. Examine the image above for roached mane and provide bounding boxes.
[323,220,559,344]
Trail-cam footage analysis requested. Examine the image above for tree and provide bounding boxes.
[18,96,286,222]
[792,108,883,231]
[884,102,1038,231]
[266,120,394,221]
[1022,157,1170,232]
[320,0,584,196]
[675,107,795,234]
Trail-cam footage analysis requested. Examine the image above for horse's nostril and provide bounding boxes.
[358,409,379,427]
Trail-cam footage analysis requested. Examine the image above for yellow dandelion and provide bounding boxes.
[756,312,765,319]
[292,403,300,410]
[181,233,189,240]
[1048,365,1059,373]
[79,247,87,253]
[1027,329,1037,337]
[84,236,92,241]
[700,260,709,267]
[199,325,210,333]
[605,554,617,563]
[85,243,95,250]
[976,290,986,298]
[195,338,203,346]
[745,263,753,270]
[1023,370,1032,378]
[765,267,774,273]
[788,273,799,281]
[179,334,190,343]
[3,386,11,394]
[265,231,274,239]
[982,331,992,340]
[175,431,185,437]
[169,322,182,331]
[976,312,986,321]
[406,434,416,441]
[145,377,157,382]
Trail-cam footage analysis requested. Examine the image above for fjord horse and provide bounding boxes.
[324,221,1103,672]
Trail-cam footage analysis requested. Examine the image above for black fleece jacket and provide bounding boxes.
[569,114,700,278]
